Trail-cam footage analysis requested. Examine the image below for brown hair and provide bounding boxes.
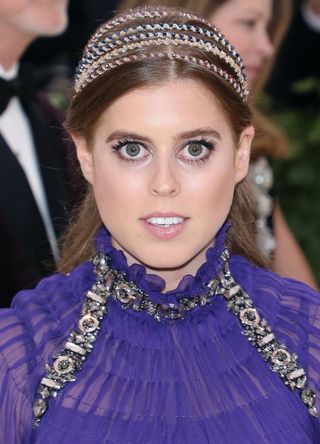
[118,0,293,158]
[59,6,268,273]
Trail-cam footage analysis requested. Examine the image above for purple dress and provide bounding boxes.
[0,226,319,443]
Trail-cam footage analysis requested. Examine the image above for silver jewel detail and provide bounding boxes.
[53,355,75,375]
[218,252,318,418]
[78,314,100,333]
[65,342,87,356]
[239,308,260,326]
[271,348,291,366]
[32,260,115,430]
[33,248,318,430]
[248,157,275,259]
[33,399,47,418]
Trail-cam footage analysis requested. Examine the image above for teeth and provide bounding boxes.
[147,216,184,227]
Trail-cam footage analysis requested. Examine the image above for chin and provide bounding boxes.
[42,15,68,36]
[24,9,68,37]
[136,251,199,273]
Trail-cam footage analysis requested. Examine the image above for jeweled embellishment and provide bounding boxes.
[216,249,318,418]
[32,255,115,430]
[33,248,318,430]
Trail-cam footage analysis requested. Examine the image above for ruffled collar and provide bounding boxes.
[95,223,229,304]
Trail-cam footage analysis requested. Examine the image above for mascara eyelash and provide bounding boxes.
[111,138,136,151]
[179,138,216,165]
[111,138,148,164]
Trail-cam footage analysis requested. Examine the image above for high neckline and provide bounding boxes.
[95,223,229,304]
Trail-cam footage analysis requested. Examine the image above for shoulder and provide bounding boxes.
[230,254,319,327]
[0,261,94,392]
[230,254,320,404]
[0,261,94,440]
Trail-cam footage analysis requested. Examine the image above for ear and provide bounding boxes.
[234,125,255,183]
[71,134,94,184]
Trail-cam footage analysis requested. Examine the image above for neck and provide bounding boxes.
[0,25,34,70]
[127,246,210,292]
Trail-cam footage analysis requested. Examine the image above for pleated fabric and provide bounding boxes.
[0,226,319,444]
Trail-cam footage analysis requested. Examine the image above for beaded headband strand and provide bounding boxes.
[74,7,249,102]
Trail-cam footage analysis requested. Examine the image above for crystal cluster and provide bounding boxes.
[217,250,318,418]
[32,254,114,429]
[33,249,318,431]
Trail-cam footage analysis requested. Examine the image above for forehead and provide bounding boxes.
[213,0,273,17]
[95,79,231,135]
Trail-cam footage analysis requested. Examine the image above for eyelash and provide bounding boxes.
[111,138,148,164]
[111,137,216,165]
[180,138,215,165]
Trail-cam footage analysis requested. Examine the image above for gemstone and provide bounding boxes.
[225,285,241,299]
[41,377,61,390]
[296,376,307,389]
[33,399,47,418]
[115,282,136,304]
[301,389,316,407]
[78,314,99,333]
[239,308,260,326]
[271,348,291,366]
[287,368,305,380]
[309,406,318,417]
[53,355,74,374]
[259,333,275,346]
[38,387,50,399]
[65,342,87,356]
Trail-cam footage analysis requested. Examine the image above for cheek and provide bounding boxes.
[187,162,236,212]
[92,163,144,218]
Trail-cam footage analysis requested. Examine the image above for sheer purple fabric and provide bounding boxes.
[0,225,319,443]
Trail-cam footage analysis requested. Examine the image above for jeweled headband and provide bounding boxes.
[74,6,249,102]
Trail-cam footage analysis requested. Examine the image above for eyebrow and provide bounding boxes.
[105,128,221,143]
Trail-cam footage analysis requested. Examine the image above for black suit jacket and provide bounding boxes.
[0,88,76,307]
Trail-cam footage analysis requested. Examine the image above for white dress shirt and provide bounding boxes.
[0,64,59,261]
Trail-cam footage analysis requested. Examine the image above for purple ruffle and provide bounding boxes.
[95,223,229,304]
[0,225,319,443]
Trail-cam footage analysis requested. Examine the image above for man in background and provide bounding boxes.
[0,0,74,307]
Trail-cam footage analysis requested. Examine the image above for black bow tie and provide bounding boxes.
[0,65,36,115]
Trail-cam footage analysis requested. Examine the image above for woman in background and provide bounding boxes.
[118,0,317,288]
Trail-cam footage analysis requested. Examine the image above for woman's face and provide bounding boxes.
[211,0,274,83]
[75,79,253,279]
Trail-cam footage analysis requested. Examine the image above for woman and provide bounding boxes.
[0,6,319,443]
[118,0,318,288]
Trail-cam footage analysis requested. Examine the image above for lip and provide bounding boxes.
[140,212,188,240]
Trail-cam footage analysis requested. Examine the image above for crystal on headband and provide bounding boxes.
[73,7,249,102]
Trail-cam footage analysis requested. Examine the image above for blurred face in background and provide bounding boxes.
[0,0,69,37]
[211,0,274,83]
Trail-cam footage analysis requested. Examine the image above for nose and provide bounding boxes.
[149,157,181,196]
[257,29,274,58]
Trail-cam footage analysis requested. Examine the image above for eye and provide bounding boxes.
[177,139,215,164]
[111,139,150,162]
[239,18,257,29]
[123,142,142,157]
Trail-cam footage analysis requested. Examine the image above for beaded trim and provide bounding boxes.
[32,251,318,429]
[86,10,218,47]
[83,23,242,67]
[215,250,318,418]
[77,51,244,98]
[74,10,249,101]
[76,34,243,88]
